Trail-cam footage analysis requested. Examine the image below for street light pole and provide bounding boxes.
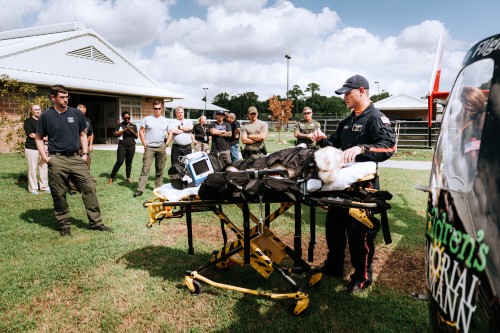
[285,55,291,99]
[374,81,380,95]
[237,93,242,120]
[203,87,208,116]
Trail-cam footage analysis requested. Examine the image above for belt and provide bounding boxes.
[173,143,192,148]
[50,151,79,157]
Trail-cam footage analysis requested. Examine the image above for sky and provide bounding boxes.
[1,0,499,103]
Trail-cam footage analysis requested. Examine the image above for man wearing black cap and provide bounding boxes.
[311,74,396,293]
[209,110,232,163]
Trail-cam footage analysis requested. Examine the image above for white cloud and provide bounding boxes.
[1,0,468,103]
[34,0,171,49]
[0,0,43,29]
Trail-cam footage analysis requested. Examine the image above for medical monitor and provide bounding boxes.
[185,152,214,186]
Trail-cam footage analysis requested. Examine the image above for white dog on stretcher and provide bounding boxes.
[314,146,377,191]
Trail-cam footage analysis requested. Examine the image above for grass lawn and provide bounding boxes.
[0,140,432,333]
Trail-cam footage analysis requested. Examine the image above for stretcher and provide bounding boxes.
[143,170,392,315]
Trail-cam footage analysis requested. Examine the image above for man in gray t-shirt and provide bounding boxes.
[134,101,169,197]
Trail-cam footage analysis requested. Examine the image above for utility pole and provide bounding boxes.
[285,55,291,99]
[203,87,208,116]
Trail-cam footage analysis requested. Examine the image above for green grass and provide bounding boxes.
[0,144,432,332]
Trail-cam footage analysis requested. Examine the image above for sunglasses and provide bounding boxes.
[154,107,162,110]
[123,117,130,120]
[249,112,257,115]
[303,112,312,115]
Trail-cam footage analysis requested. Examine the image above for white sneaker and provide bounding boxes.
[30,190,39,195]
[44,188,51,193]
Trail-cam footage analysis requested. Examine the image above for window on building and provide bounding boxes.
[120,98,142,121]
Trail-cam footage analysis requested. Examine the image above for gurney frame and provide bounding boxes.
[143,174,392,315]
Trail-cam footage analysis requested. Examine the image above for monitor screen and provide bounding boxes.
[192,159,210,175]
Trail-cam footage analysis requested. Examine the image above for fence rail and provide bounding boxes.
[272,119,441,149]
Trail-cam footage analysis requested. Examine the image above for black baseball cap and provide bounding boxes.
[216,110,225,115]
[335,75,369,95]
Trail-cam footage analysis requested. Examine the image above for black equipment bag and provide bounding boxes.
[198,170,298,202]
[167,164,190,190]
[208,152,226,172]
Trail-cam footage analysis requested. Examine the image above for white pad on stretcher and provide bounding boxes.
[157,184,200,201]
[318,161,377,191]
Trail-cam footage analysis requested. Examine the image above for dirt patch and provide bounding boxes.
[152,222,426,294]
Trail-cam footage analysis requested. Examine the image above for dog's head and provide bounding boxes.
[314,146,343,184]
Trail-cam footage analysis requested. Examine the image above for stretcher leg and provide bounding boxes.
[185,270,310,315]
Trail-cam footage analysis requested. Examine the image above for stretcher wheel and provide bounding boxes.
[190,280,204,295]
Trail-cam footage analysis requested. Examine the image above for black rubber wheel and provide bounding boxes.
[190,279,204,295]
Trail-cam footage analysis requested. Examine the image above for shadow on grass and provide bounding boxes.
[0,172,29,191]
[120,245,209,282]
[20,208,88,231]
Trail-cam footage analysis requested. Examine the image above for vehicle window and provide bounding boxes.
[432,59,492,193]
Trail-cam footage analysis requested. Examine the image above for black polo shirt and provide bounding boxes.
[37,106,86,153]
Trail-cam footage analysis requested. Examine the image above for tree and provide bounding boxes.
[268,95,293,143]
[212,92,231,110]
[370,91,390,103]
[288,84,304,115]
[0,75,50,154]
[305,82,320,97]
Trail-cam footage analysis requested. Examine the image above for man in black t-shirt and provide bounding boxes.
[192,115,210,152]
[209,110,232,163]
[35,84,111,236]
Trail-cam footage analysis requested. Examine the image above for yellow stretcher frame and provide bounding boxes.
[142,173,391,315]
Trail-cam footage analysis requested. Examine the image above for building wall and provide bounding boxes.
[0,91,165,152]
[382,109,428,121]
[0,92,23,152]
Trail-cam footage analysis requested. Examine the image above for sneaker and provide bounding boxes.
[342,280,371,293]
[90,224,113,232]
[60,228,71,237]
[127,178,132,184]
[44,188,51,193]
[133,191,143,197]
[107,178,113,185]
[30,190,39,195]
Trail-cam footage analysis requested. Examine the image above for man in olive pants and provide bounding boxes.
[35,84,111,236]
[134,100,169,197]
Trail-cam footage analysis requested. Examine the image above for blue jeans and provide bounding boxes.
[230,144,239,162]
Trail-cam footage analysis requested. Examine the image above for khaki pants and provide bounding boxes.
[48,155,102,229]
[137,144,166,192]
[25,148,48,192]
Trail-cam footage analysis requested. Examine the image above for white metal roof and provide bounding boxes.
[164,96,228,112]
[0,22,182,99]
[374,93,428,110]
